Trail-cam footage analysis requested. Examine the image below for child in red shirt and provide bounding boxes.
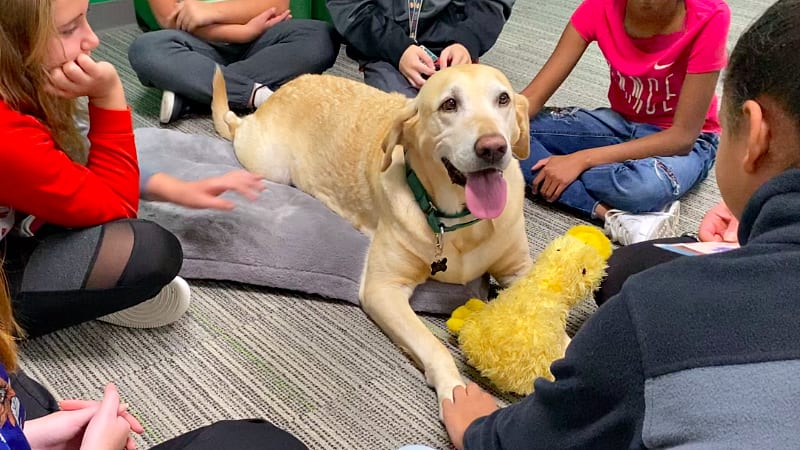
[0,0,261,337]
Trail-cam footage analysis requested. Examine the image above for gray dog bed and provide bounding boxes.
[135,127,489,314]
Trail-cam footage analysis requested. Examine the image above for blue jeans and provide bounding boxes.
[518,107,718,218]
[128,20,339,109]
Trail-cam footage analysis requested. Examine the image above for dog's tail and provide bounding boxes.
[211,66,242,141]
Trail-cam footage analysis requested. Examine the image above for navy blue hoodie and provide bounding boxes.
[326,0,514,67]
[464,169,800,449]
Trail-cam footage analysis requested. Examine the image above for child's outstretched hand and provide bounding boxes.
[144,169,266,210]
[442,383,499,450]
[47,53,125,110]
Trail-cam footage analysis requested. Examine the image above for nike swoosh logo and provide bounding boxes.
[654,62,674,70]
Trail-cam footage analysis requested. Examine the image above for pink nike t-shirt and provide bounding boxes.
[571,0,730,133]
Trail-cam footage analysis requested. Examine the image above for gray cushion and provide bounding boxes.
[135,127,488,314]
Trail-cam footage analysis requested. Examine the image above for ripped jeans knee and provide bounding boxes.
[654,159,680,197]
[584,159,680,213]
[539,106,581,122]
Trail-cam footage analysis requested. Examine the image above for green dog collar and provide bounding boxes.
[406,163,480,234]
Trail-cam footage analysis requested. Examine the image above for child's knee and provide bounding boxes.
[596,160,678,212]
[129,220,183,285]
[535,106,581,122]
[128,31,178,70]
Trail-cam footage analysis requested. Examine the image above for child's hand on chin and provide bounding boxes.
[47,53,126,110]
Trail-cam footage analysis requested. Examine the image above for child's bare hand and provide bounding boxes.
[146,170,266,210]
[438,43,471,69]
[23,407,97,449]
[442,383,499,450]
[399,45,436,88]
[185,169,266,210]
[243,7,291,40]
[47,53,125,109]
[698,201,739,243]
[60,398,144,434]
[531,153,588,202]
[174,0,218,31]
[80,383,141,450]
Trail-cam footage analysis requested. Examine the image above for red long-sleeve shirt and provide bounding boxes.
[0,101,139,236]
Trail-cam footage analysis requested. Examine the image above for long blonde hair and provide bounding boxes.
[0,0,85,163]
[0,270,20,372]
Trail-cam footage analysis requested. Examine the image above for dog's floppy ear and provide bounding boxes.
[511,94,531,160]
[381,99,419,171]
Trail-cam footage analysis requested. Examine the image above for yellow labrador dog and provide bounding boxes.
[212,64,533,412]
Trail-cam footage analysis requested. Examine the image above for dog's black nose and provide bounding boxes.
[474,134,507,163]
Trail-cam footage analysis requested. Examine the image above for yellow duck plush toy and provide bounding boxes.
[447,225,612,395]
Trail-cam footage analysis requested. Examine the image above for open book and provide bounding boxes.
[654,241,740,256]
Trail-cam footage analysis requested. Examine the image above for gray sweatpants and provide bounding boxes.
[128,19,339,109]
[361,60,419,98]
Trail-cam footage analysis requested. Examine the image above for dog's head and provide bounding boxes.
[381,64,530,220]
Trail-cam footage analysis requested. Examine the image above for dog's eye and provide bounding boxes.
[439,98,458,112]
[498,92,510,106]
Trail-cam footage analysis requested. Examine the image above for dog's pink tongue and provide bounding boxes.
[465,170,507,219]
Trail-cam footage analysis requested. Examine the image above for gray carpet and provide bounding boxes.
[18,0,773,448]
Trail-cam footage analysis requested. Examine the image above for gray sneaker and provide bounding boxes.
[604,201,681,246]
[98,276,191,328]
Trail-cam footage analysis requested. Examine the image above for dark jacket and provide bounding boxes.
[326,0,514,67]
[464,169,800,449]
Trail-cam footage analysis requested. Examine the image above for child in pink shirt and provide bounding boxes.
[519,0,730,245]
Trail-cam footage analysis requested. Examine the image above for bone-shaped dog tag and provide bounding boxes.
[430,225,448,275]
[430,258,448,275]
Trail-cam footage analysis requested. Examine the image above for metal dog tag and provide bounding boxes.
[430,225,448,275]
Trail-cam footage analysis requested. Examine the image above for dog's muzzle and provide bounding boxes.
[442,158,467,186]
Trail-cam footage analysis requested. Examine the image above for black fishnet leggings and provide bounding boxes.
[2,219,182,337]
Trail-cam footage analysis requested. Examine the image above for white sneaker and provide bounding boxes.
[604,201,681,246]
[98,276,191,329]
[159,90,176,124]
[159,90,193,124]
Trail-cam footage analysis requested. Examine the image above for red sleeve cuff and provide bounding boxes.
[87,103,134,135]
